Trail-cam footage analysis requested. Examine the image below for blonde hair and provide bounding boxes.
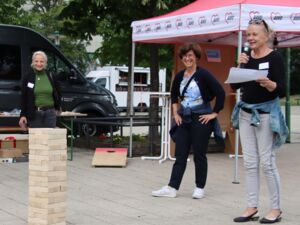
[31,51,48,69]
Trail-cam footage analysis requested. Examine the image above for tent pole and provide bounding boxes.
[129,42,136,157]
[232,31,243,184]
[285,48,291,143]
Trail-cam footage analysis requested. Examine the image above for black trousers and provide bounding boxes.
[168,116,213,190]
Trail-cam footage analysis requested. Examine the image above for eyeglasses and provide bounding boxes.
[248,19,269,32]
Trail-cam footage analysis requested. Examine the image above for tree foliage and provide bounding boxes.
[0,0,28,25]
[0,0,89,73]
[289,48,300,95]
[59,0,194,68]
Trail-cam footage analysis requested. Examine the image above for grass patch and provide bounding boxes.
[280,95,300,106]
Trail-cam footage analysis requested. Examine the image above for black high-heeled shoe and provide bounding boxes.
[259,211,282,224]
[233,211,259,223]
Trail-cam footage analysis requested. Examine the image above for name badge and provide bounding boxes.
[259,62,269,70]
[27,82,34,88]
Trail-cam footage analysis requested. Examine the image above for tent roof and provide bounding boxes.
[131,0,300,47]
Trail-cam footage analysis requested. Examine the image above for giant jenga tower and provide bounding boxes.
[28,128,67,225]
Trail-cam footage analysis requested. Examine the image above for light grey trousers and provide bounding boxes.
[239,110,281,210]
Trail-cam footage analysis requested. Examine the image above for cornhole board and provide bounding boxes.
[92,148,128,167]
[0,136,23,158]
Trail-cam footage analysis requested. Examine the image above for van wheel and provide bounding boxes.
[81,123,97,137]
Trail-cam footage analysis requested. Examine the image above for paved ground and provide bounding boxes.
[0,107,300,225]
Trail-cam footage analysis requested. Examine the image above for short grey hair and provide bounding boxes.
[31,51,48,69]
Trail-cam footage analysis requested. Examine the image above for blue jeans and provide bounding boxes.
[29,109,57,128]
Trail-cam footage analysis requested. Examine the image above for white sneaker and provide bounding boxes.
[152,186,177,198]
[192,187,204,199]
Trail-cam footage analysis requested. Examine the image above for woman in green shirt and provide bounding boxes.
[19,51,61,129]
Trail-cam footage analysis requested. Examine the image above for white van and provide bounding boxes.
[86,66,166,111]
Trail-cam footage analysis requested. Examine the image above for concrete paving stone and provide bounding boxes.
[0,106,299,225]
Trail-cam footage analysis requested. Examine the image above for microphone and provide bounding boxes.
[240,42,250,68]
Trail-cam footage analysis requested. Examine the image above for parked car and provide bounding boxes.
[0,24,119,136]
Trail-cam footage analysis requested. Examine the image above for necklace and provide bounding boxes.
[184,69,196,77]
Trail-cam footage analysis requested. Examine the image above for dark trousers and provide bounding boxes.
[168,117,213,190]
[29,109,57,128]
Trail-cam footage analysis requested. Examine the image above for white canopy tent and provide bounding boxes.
[129,0,300,181]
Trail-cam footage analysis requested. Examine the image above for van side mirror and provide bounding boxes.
[68,69,83,84]
[69,69,78,80]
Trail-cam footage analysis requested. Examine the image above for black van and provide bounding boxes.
[0,24,119,136]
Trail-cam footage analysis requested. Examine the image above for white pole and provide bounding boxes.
[232,30,243,184]
[129,42,135,158]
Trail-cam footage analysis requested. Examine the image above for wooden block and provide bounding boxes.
[29,144,50,152]
[29,180,49,187]
[28,217,48,225]
[48,181,67,193]
[47,164,67,172]
[48,139,67,146]
[28,206,47,215]
[47,202,66,213]
[28,164,49,172]
[92,148,128,167]
[29,191,66,199]
[31,170,65,177]
[29,198,48,209]
[29,128,67,136]
[29,171,49,177]
[48,213,65,224]
[29,186,49,193]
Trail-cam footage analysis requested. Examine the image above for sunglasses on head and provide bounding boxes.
[248,19,269,32]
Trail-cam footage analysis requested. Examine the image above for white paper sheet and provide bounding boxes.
[225,67,268,84]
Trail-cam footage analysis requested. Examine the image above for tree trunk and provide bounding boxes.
[148,44,160,154]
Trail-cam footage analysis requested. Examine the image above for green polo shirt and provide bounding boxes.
[34,70,54,107]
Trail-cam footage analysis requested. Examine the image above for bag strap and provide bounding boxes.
[180,73,196,100]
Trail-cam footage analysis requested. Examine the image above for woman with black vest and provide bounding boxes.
[152,43,225,199]
[19,51,61,129]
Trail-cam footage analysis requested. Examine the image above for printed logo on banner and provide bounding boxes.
[186,18,194,28]
[135,25,142,34]
[145,24,151,33]
[165,21,172,30]
[155,23,161,32]
[176,18,183,29]
[290,13,300,24]
[211,14,220,25]
[249,11,263,20]
[225,12,235,24]
[270,12,283,23]
[198,16,207,26]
